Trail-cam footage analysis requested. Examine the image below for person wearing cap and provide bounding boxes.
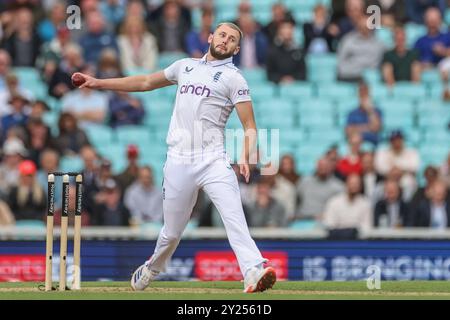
[375,130,420,202]
[1,93,30,142]
[0,72,33,118]
[92,178,131,226]
[0,137,27,198]
[115,144,140,192]
[7,160,47,221]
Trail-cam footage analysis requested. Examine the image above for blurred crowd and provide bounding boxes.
[0,0,449,237]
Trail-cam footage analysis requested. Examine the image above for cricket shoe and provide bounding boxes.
[130,262,159,291]
[243,266,276,293]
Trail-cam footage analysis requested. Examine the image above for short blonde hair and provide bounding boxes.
[216,22,243,43]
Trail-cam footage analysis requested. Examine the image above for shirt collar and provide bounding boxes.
[200,54,233,66]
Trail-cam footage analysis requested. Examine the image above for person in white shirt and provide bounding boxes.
[375,130,420,202]
[322,173,372,237]
[124,166,163,225]
[71,22,276,293]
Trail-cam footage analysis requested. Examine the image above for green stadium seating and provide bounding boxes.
[306,54,337,83]
[377,98,416,113]
[418,109,450,129]
[158,52,189,69]
[317,82,357,100]
[84,125,115,147]
[15,220,46,228]
[249,83,277,102]
[392,83,427,100]
[421,70,441,85]
[375,28,394,49]
[60,155,84,173]
[242,68,267,84]
[13,67,40,83]
[116,126,152,145]
[363,69,382,84]
[256,97,296,117]
[279,82,315,99]
[308,128,343,145]
[405,23,427,47]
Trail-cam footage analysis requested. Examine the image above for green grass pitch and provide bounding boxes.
[1,281,450,300]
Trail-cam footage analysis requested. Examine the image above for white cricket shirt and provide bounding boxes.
[163,54,251,157]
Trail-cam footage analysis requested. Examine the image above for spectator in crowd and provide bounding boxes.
[374,179,410,228]
[48,43,85,99]
[346,82,383,146]
[185,8,214,59]
[414,7,450,69]
[37,26,73,83]
[0,137,27,199]
[337,15,385,82]
[124,166,163,225]
[54,112,91,156]
[94,159,115,191]
[115,144,140,192]
[79,145,100,216]
[79,10,119,65]
[96,48,123,79]
[0,73,33,118]
[108,91,145,128]
[441,152,450,187]
[92,178,130,226]
[0,49,12,90]
[263,2,295,45]
[375,130,420,202]
[0,93,30,142]
[410,165,440,210]
[0,199,14,226]
[411,180,450,228]
[100,0,126,32]
[149,0,190,53]
[329,0,365,41]
[61,68,109,128]
[382,26,421,87]
[322,173,372,239]
[53,183,91,226]
[37,2,66,42]
[1,7,42,67]
[147,0,192,32]
[117,15,158,72]
[275,154,300,219]
[406,0,446,24]
[234,13,268,69]
[36,148,61,209]
[246,177,287,227]
[336,132,363,180]
[367,0,407,27]
[303,4,334,54]
[295,158,345,221]
[266,20,306,84]
[8,160,46,221]
[25,118,56,167]
[29,99,50,121]
[361,151,383,203]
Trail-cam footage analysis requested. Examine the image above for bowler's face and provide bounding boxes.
[208,25,241,58]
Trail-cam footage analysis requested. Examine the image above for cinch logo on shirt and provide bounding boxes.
[238,89,250,95]
[180,84,211,97]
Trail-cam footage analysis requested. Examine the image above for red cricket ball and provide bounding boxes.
[71,73,86,87]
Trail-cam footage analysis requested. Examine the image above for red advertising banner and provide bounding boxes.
[195,251,288,281]
[0,255,45,282]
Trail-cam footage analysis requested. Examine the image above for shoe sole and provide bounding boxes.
[245,267,277,293]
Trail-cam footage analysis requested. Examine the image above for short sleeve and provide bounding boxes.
[229,71,252,105]
[163,59,184,84]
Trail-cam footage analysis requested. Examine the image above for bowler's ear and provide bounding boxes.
[207,33,214,44]
[233,45,240,56]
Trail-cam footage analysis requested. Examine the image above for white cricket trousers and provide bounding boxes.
[147,151,266,277]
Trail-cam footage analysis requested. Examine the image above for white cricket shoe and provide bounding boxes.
[243,266,276,293]
[130,262,159,291]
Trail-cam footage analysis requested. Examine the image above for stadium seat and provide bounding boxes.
[317,82,357,100]
[158,52,189,69]
[369,83,393,99]
[279,82,315,100]
[279,127,306,146]
[289,220,319,230]
[421,70,441,85]
[256,97,295,118]
[375,28,394,49]
[418,109,450,129]
[363,69,382,85]
[15,220,46,228]
[116,126,152,145]
[250,83,277,102]
[376,98,416,114]
[308,128,343,145]
[306,54,337,83]
[84,125,115,148]
[59,155,84,173]
[392,82,427,100]
[13,67,40,83]
[242,68,267,84]
[405,23,427,47]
